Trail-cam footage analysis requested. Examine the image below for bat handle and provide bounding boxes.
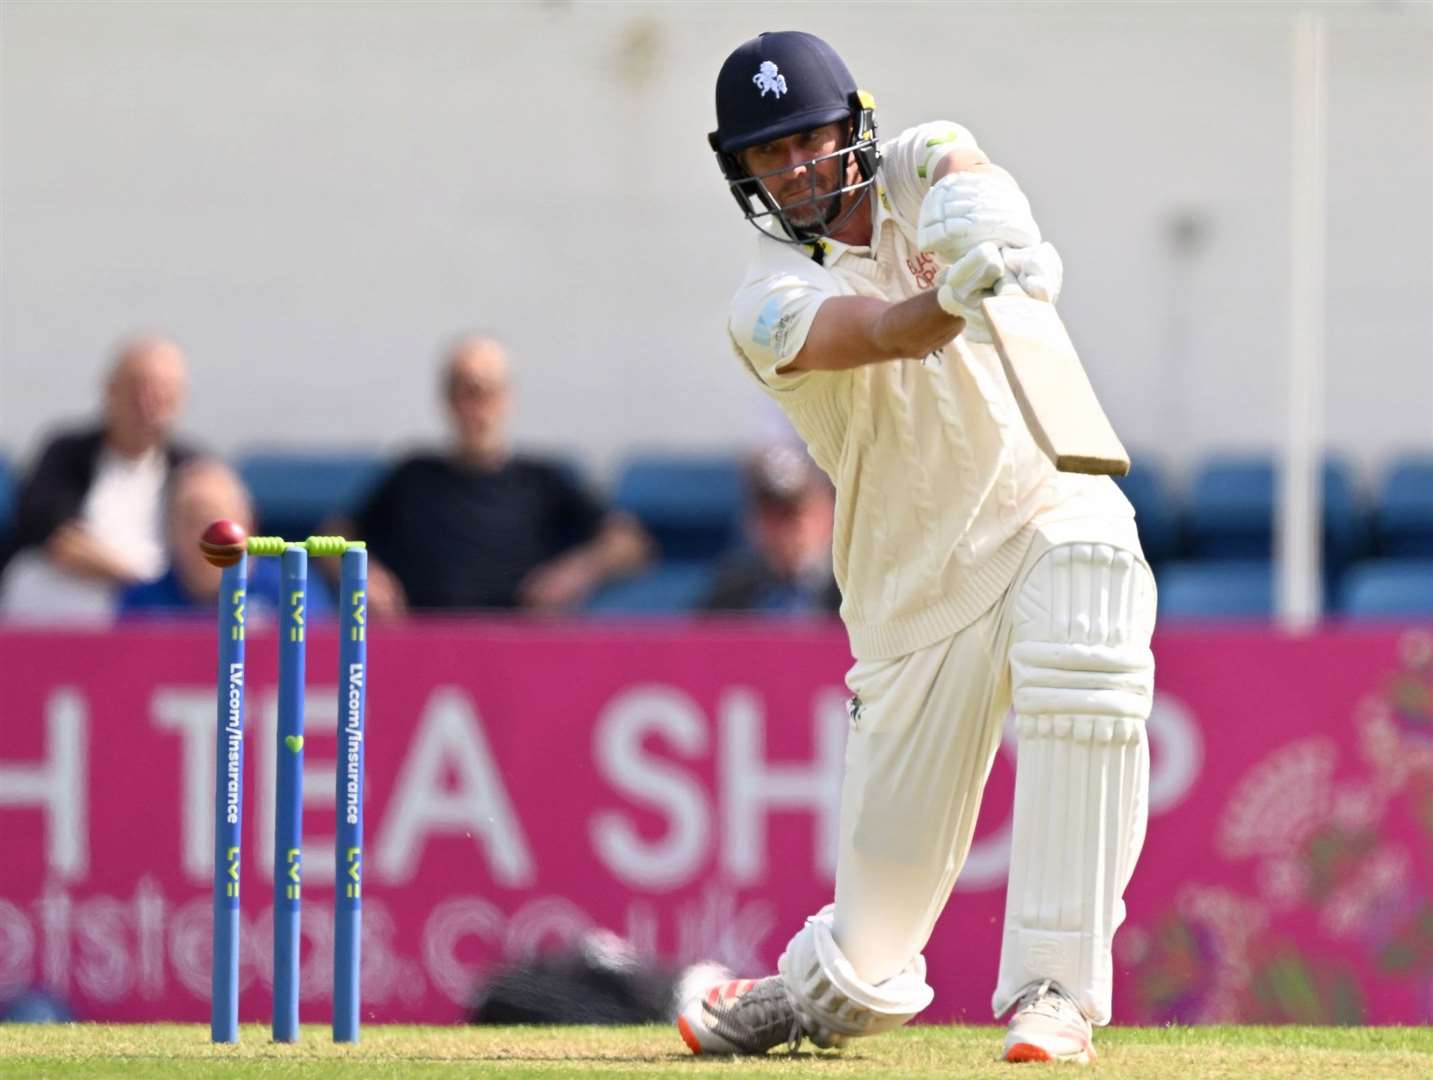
[992,273,1027,298]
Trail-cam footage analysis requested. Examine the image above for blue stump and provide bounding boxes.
[272,547,306,1042]
[211,557,247,1043]
[332,547,367,1042]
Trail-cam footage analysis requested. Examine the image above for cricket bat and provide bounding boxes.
[982,280,1130,476]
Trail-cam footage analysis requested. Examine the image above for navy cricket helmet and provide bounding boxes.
[709,31,879,248]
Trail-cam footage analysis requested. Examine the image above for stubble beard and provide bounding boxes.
[780,183,845,230]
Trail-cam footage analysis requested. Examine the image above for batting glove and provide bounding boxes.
[937,242,1005,310]
[935,241,1065,344]
[1003,241,1064,304]
[917,171,1041,263]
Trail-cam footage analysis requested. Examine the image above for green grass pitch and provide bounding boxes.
[1,1023,1431,1079]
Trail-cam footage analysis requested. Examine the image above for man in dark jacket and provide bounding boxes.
[0,336,194,618]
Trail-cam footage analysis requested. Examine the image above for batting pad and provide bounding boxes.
[992,542,1156,1026]
[780,904,934,1048]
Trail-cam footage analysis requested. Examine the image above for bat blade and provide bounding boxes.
[982,291,1130,476]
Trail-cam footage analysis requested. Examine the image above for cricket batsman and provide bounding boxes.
[677,31,1157,1064]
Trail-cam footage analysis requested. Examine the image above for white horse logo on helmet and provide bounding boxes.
[753,61,787,98]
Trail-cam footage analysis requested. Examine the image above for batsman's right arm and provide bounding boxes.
[780,291,964,374]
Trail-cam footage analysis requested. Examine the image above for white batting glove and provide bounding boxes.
[935,269,994,345]
[938,242,1005,307]
[935,242,1001,343]
[1003,242,1064,304]
[917,171,1041,263]
[935,241,1066,344]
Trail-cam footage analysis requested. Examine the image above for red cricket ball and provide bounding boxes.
[199,519,248,568]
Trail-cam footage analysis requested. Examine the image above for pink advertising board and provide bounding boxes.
[2,620,1431,1025]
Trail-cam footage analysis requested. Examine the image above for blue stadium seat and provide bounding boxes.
[0,454,15,546]
[1376,456,1433,557]
[1338,560,1433,620]
[1111,455,1178,564]
[612,455,744,560]
[237,452,385,540]
[1186,456,1366,570]
[1157,559,1273,620]
[584,562,716,614]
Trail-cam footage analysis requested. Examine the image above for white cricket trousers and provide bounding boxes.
[830,516,1156,1025]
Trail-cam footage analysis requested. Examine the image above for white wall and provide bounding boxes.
[2,0,1430,483]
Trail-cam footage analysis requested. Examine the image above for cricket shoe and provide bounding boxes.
[677,975,803,1055]
[1002,979,1096,1064]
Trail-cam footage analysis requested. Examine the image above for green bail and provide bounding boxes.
[246,535,365,557]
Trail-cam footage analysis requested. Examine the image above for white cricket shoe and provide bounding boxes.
[677,975,803,1055]
[1002,980,1096,1064]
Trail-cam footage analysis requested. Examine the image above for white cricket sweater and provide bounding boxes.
[728,121,1135,660]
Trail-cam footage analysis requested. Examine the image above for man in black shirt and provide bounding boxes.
[331,335,650,615]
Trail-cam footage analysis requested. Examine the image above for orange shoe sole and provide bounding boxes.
[1005,1042,1053,1063]
[677,1015,703,1055]
[1004,1040,1095,1065]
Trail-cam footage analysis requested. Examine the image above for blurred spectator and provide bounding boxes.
[119,458,326,617]
[0,336,194,620]
[327,334,651,615]
[702,445,840,615]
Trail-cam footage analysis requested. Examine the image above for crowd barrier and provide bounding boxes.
[3,619,1431,1025]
